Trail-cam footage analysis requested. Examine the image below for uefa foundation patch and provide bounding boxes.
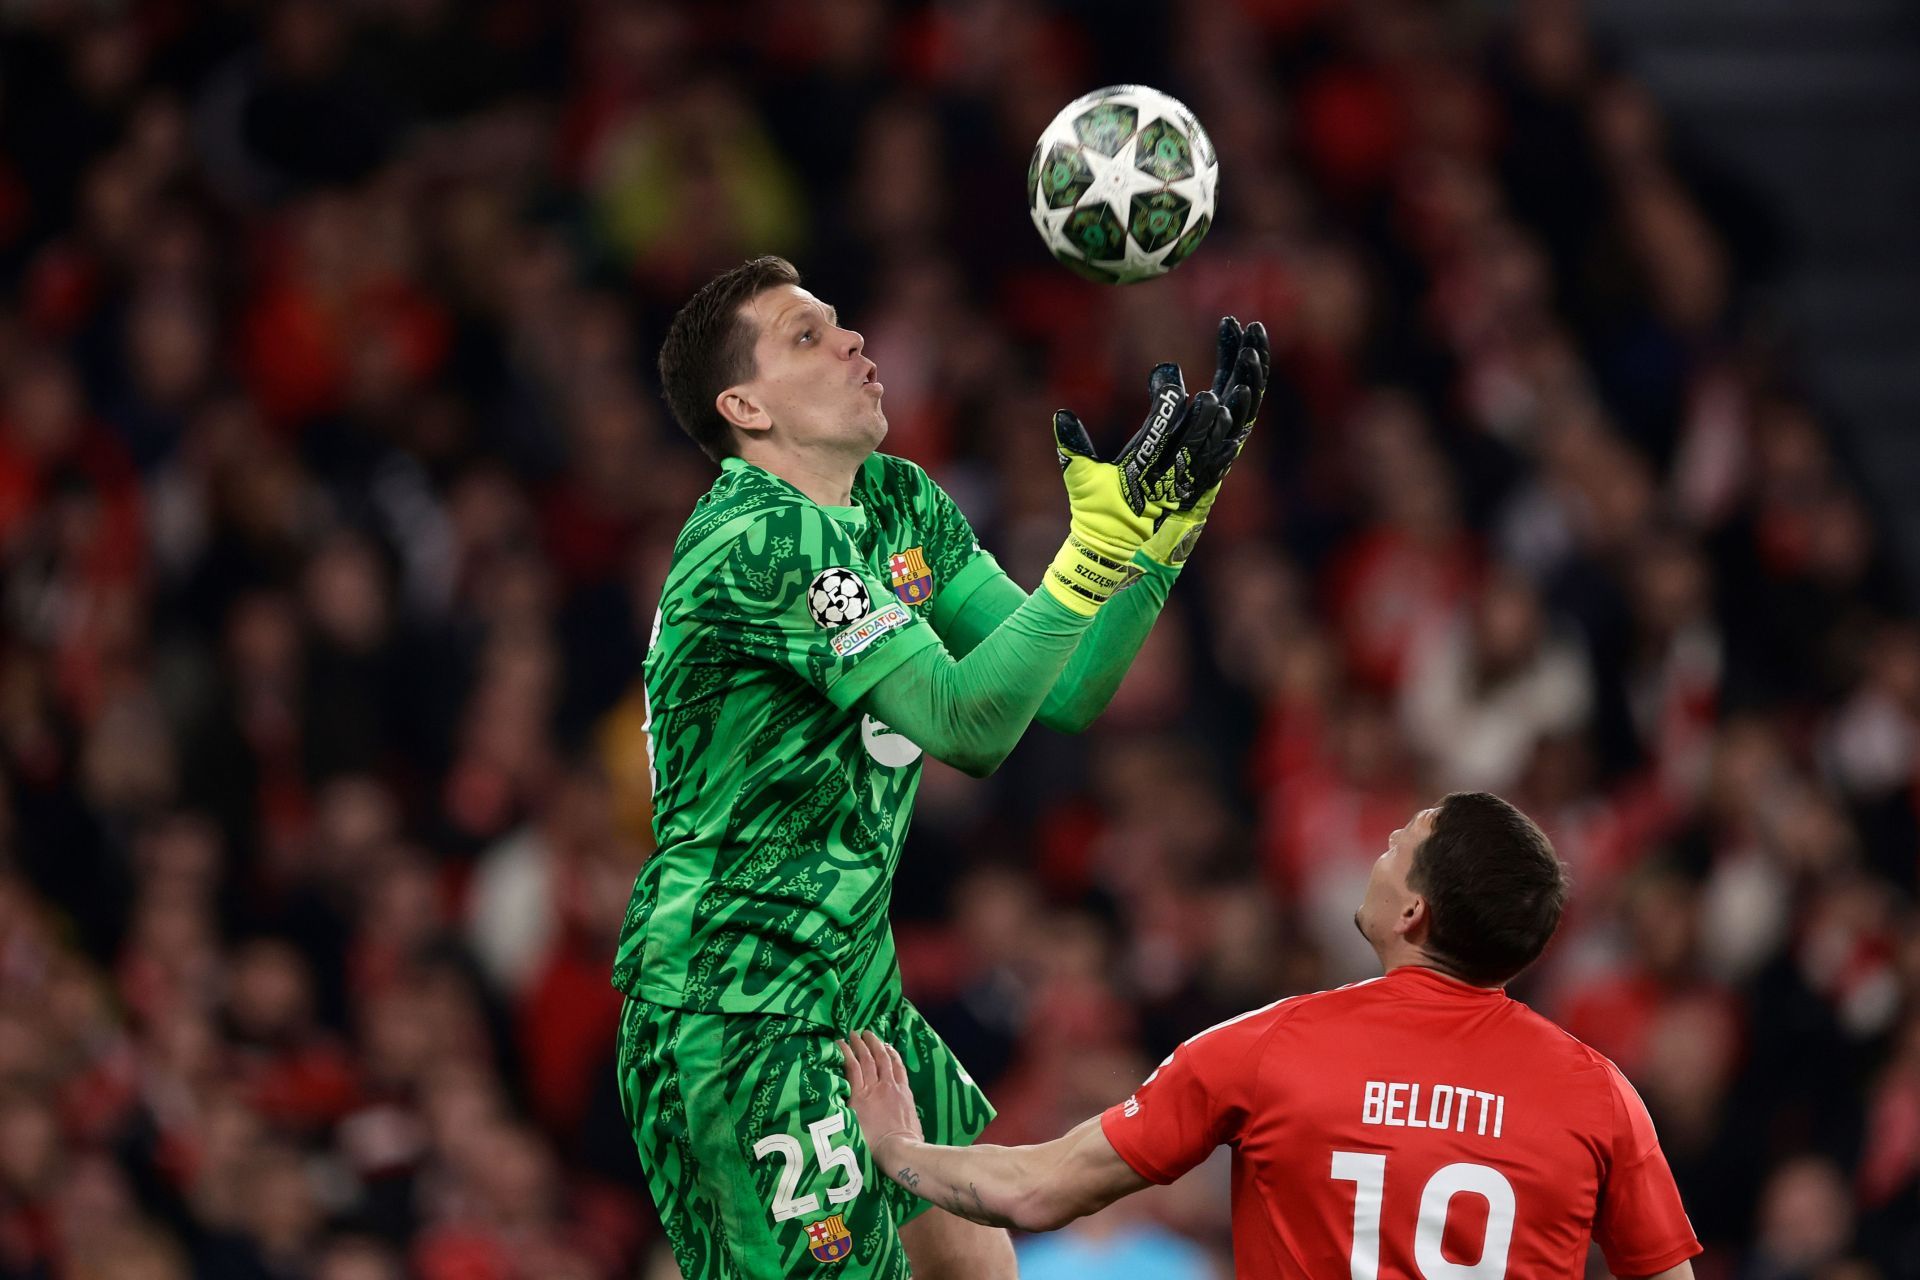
[831,603,910,657]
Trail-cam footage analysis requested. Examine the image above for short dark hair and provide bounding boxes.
[1409,791,1569,985]
[656,255,802,463]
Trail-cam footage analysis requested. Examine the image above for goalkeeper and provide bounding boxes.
[614,255,1268,1280]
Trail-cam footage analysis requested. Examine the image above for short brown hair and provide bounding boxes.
[1410,792,1569,985]
[656,255,802,463]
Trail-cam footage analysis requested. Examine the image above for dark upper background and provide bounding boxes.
[0,1,1916,1278]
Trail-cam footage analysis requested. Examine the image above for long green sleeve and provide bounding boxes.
[860,587,1094,778]
[934,555,1180,733]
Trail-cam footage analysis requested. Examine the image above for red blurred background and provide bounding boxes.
[0,1,1917,1277]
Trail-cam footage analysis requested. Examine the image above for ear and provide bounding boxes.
[1394,895,1429,944]
[716,385,771,439]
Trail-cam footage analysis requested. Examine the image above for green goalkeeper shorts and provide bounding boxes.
[617,994,995,1279]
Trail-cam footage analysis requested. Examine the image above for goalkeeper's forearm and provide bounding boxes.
[942,557,1180,734]
[861,588,1091,778]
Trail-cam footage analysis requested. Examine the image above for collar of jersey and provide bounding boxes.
[1385,964,1510,1000]
[721,456,868,533]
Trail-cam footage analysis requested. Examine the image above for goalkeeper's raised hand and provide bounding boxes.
[1044,364,1219,616]
[1140,316,1270,568]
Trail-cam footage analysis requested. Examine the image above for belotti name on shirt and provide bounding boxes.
[1361,1081,1506,1138]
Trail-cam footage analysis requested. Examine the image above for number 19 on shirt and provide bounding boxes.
[1333,1152,1517,1280]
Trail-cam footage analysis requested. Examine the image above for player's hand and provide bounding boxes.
[1113,362,1200,514]
[1047,366,1218,615]
[1197,314,1269,496]
[840,1032,924,1158]
[1140,317,1269,568]
[1214,315,1270,429]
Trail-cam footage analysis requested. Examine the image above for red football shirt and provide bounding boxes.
[1100,966,1701,1279]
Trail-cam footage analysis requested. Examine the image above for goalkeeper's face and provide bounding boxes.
[722,285,887,458]
[1354,806,1436,959]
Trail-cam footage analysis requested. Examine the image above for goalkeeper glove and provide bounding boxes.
[1140,317,1270,568]
[1045,364,1215,615]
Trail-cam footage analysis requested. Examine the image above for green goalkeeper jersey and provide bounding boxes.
[612,453,1002,1027]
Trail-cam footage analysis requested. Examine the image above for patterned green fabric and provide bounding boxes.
[935,553,1180,731]
[617,992,994,1279]
[612,453,999,1028]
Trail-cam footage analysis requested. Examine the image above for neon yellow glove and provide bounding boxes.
[1140,317,1270,568]
[1044,365,1203,615]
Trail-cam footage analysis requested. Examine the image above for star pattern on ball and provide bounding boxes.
[1026,86,1217,284]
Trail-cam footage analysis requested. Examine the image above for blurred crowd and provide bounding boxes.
[0,0,1915,1278]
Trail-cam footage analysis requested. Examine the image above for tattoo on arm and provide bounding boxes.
[888,1157,1022,1229]
[929,1180,1017,1230]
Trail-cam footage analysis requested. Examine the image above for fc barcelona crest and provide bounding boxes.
[888,547,934,606]
[805,1214,853,1264]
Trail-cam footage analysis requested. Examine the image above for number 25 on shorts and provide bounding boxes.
[1333,1152,1517,1280]
[754,1115,865,1221]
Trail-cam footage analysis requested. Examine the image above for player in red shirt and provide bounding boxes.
[842,791,1702,1280]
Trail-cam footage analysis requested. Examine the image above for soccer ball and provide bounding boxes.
[1027,84,1219,284]
[808,568,872,628]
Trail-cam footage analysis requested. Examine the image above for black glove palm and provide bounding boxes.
[1174,316,1269,511]
[1138,316,1270,566]
[1055,363,1222,518]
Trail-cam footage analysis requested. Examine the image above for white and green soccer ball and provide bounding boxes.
[1027,84,1219,284]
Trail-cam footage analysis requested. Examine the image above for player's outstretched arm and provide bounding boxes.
[840,1032,1150,1233]
[857,372,1219,775]
[929,319,1270,734]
